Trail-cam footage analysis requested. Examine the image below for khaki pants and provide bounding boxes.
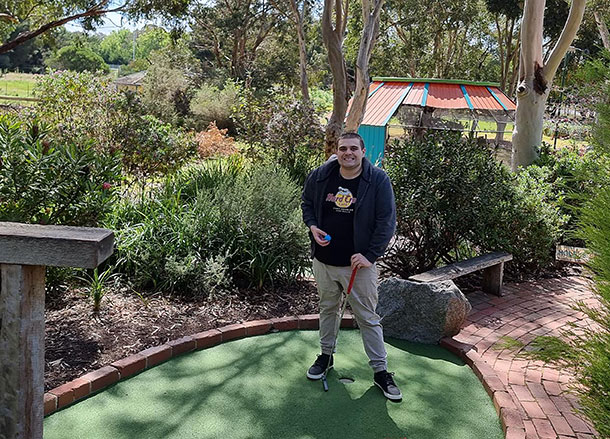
[312,258,387,372]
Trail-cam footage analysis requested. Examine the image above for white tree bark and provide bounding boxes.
[511,0,586,171]
[593,11,610,50]
[289,0,310,102]
[344,0,384,132]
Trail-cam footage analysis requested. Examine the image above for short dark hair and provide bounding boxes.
[338,132,365,150]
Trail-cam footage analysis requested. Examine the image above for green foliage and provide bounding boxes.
[46,45,109,73]
[570,70,610,437]
[383,132,567,277]
[76,267,120,312]
[492,336,524,351]
[264,100,325,185]
[189,80,240,132]
[534,144,610,245]
[522,336,576,363]
[34,70,195,177]
[0,114,121,226]
[108,92,197,177]
[139,43,199,126]
[108,160,309,294]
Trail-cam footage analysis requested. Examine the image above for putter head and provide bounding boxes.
[322,375,329,392]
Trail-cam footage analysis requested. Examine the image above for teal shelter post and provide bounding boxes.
[358,125,386,166]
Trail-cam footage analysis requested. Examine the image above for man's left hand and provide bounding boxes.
[351,253,372,271]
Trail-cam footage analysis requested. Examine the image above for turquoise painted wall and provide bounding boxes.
[358,125,386,166]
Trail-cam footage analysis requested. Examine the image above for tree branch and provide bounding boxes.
[0,1,124,54]
[544,0,586,82]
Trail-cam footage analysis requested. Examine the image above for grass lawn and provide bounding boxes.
[0,72,39,97]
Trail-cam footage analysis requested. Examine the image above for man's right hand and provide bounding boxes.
[310,225,330,246]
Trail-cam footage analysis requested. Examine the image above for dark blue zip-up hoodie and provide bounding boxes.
[301,156,396,265]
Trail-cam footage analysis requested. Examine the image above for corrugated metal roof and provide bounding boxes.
[361,82,411,126]
[348,78,516,127]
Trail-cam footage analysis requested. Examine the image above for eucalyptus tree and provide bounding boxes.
[321,0,384,154]
[511,0,586,171]
[0,0,189,54]
[370,0,495,79]
[189,0,286,81]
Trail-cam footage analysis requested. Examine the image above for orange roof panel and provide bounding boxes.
[403,83,425,106]
[361,82,411,126]
[346,81,383,116]
[464,85,503,110]
[488,86,516,110]
[427,83,468,109]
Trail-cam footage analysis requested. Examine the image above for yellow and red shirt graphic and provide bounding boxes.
[326,186,357,213]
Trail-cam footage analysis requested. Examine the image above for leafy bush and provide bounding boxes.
[195,122,237,159]
[46,45,110,73]
[534,143,610,245]
[264,100,325,185]
[0,115,121,226]
[189,80,240,132]
[139,43,201,126]
[108,160,308,294]
[34,71,196,177]
[383,132,566,277]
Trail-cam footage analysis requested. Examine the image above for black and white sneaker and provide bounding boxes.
[374,370,402,401]
[306,354,333,380]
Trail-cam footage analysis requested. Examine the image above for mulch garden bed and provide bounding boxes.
[44,262,581,392]
[44,281,319,391]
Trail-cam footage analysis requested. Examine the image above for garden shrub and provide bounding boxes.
[0,114,121,291]
[0,115,121,226]
[383,131,566,277]
[264,100,325,185]
[217,166,310,288]
[189,80,240,132]
[108,161,309,294]
[575,185,610,438]
[195,122,237,159]
[34,71,196,177]
[533,143,610,245]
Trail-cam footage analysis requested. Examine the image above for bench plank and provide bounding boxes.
[409,252,513,283]
[0,222,114,269]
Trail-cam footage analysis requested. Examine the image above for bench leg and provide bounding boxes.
[482,262,505,296]
[0,264,46,439]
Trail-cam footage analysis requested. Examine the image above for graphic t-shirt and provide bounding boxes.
[314,167,360,267]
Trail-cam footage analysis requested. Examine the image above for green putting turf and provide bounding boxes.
[44,330,503,439]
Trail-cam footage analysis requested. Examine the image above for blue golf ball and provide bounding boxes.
[324,234,331,242]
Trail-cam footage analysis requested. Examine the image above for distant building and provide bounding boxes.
[113,71,147,93]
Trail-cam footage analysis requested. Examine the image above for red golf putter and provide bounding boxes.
[322,267,358,392]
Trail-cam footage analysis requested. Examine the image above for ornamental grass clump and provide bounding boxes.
[109,160,309,295]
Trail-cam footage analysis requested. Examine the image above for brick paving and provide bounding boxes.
[448,276,600,439]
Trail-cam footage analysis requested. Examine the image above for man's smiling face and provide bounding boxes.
[336,137,365,171]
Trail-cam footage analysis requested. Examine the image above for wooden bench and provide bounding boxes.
[0,222,114,439]
[408,251,513,296]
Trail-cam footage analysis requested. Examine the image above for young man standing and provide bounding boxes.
[301,132,401,401]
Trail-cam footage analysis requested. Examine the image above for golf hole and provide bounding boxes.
[338,377,355,384]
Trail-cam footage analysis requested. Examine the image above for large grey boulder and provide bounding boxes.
[376,278,471,344]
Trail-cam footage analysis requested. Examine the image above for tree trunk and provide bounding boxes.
[594,11,610,50]
[321,0,349,156]
[511,0,586,171]
[289,0,310,102]
[344,0,384,133]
